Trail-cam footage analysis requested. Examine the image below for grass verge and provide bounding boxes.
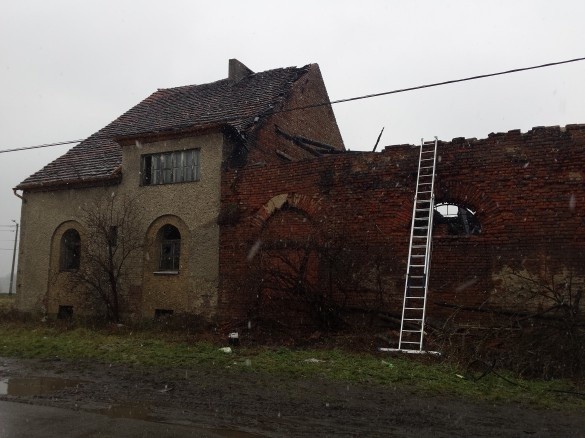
[0,295,15,312]
[0,320,583,409]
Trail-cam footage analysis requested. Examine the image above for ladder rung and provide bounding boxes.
[400,143,435,349]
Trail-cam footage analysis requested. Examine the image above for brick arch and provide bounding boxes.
[252,193,321,229]
[435,181,502,231]
[247,195,323,327]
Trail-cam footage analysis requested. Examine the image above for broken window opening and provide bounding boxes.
[154,308,174,319]
[141,149,200,186]
[60,228,81,271]
[58,305,74,320]
[159,224,181,271]
[434,202,481,236]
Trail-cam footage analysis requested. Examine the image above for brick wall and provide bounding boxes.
[218,124,585,328]
[246,64,345,166]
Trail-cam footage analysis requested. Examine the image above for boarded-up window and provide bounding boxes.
[142,149,200,186]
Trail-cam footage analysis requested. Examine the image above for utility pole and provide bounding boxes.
[9,220,18,296]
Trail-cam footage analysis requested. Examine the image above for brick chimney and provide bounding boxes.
[228,59,254,82]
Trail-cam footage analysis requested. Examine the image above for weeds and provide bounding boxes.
[0,319,582,409]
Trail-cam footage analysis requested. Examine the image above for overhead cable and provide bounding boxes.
[1,56,584,154]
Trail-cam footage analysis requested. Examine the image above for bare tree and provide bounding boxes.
[440,247,585,378]
[247,224,398,330]
[73,193,143,322]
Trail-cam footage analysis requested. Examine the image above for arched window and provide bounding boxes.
[434,202,481,235]
[60,229,81,271]
[159,225,181,271]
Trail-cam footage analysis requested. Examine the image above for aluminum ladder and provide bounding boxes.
[397,137,438,352]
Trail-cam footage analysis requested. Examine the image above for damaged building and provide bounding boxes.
[13,60,585,341]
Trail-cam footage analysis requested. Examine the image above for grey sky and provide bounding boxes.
[1,0,584,276]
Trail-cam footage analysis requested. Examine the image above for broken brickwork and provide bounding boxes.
[218,124,585,329]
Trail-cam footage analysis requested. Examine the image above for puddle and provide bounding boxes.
[0,376,263,436]
[98,405,262,436]
[0,376,84,396]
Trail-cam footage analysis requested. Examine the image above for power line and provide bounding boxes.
[313,56,585,110]
[1,56,584,155]
[0,139,83,154]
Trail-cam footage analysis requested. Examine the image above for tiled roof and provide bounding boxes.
[18,65,310,190]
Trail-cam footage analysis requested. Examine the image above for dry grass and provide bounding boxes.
[0,294,15,311]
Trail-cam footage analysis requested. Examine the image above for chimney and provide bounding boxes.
[228,59,254,82]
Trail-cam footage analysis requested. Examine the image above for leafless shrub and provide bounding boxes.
[70,194,144,322]
[438,248,585,379]
[246,225,398,331]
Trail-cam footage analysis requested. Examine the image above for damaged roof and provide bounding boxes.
[17,63,310,190]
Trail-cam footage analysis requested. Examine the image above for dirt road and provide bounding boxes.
[0,356,583,437]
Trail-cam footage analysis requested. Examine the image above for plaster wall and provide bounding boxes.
[15,186,117,314]
[16,132,224,319]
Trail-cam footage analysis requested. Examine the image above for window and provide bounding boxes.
[434,202,481,235]
[60,229,81,271]
[58,305,74,320]
[108,226,118,247]
[142,149,200,186]
[159,225,181,271]
[154,309,174,319]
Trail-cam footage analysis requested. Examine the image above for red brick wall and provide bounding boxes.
[246,64,345,166]
[218,124,585,328]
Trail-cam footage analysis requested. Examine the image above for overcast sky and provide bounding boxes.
[1,0,584,278]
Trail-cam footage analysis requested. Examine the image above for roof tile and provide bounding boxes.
[18,65,309,189]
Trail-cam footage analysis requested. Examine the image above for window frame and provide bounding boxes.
[141,149,200,186]
[59,228,81,272]
[157,224,181,273]
[434,202,481,236]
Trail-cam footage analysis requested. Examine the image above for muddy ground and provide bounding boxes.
[0,356,584,437]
